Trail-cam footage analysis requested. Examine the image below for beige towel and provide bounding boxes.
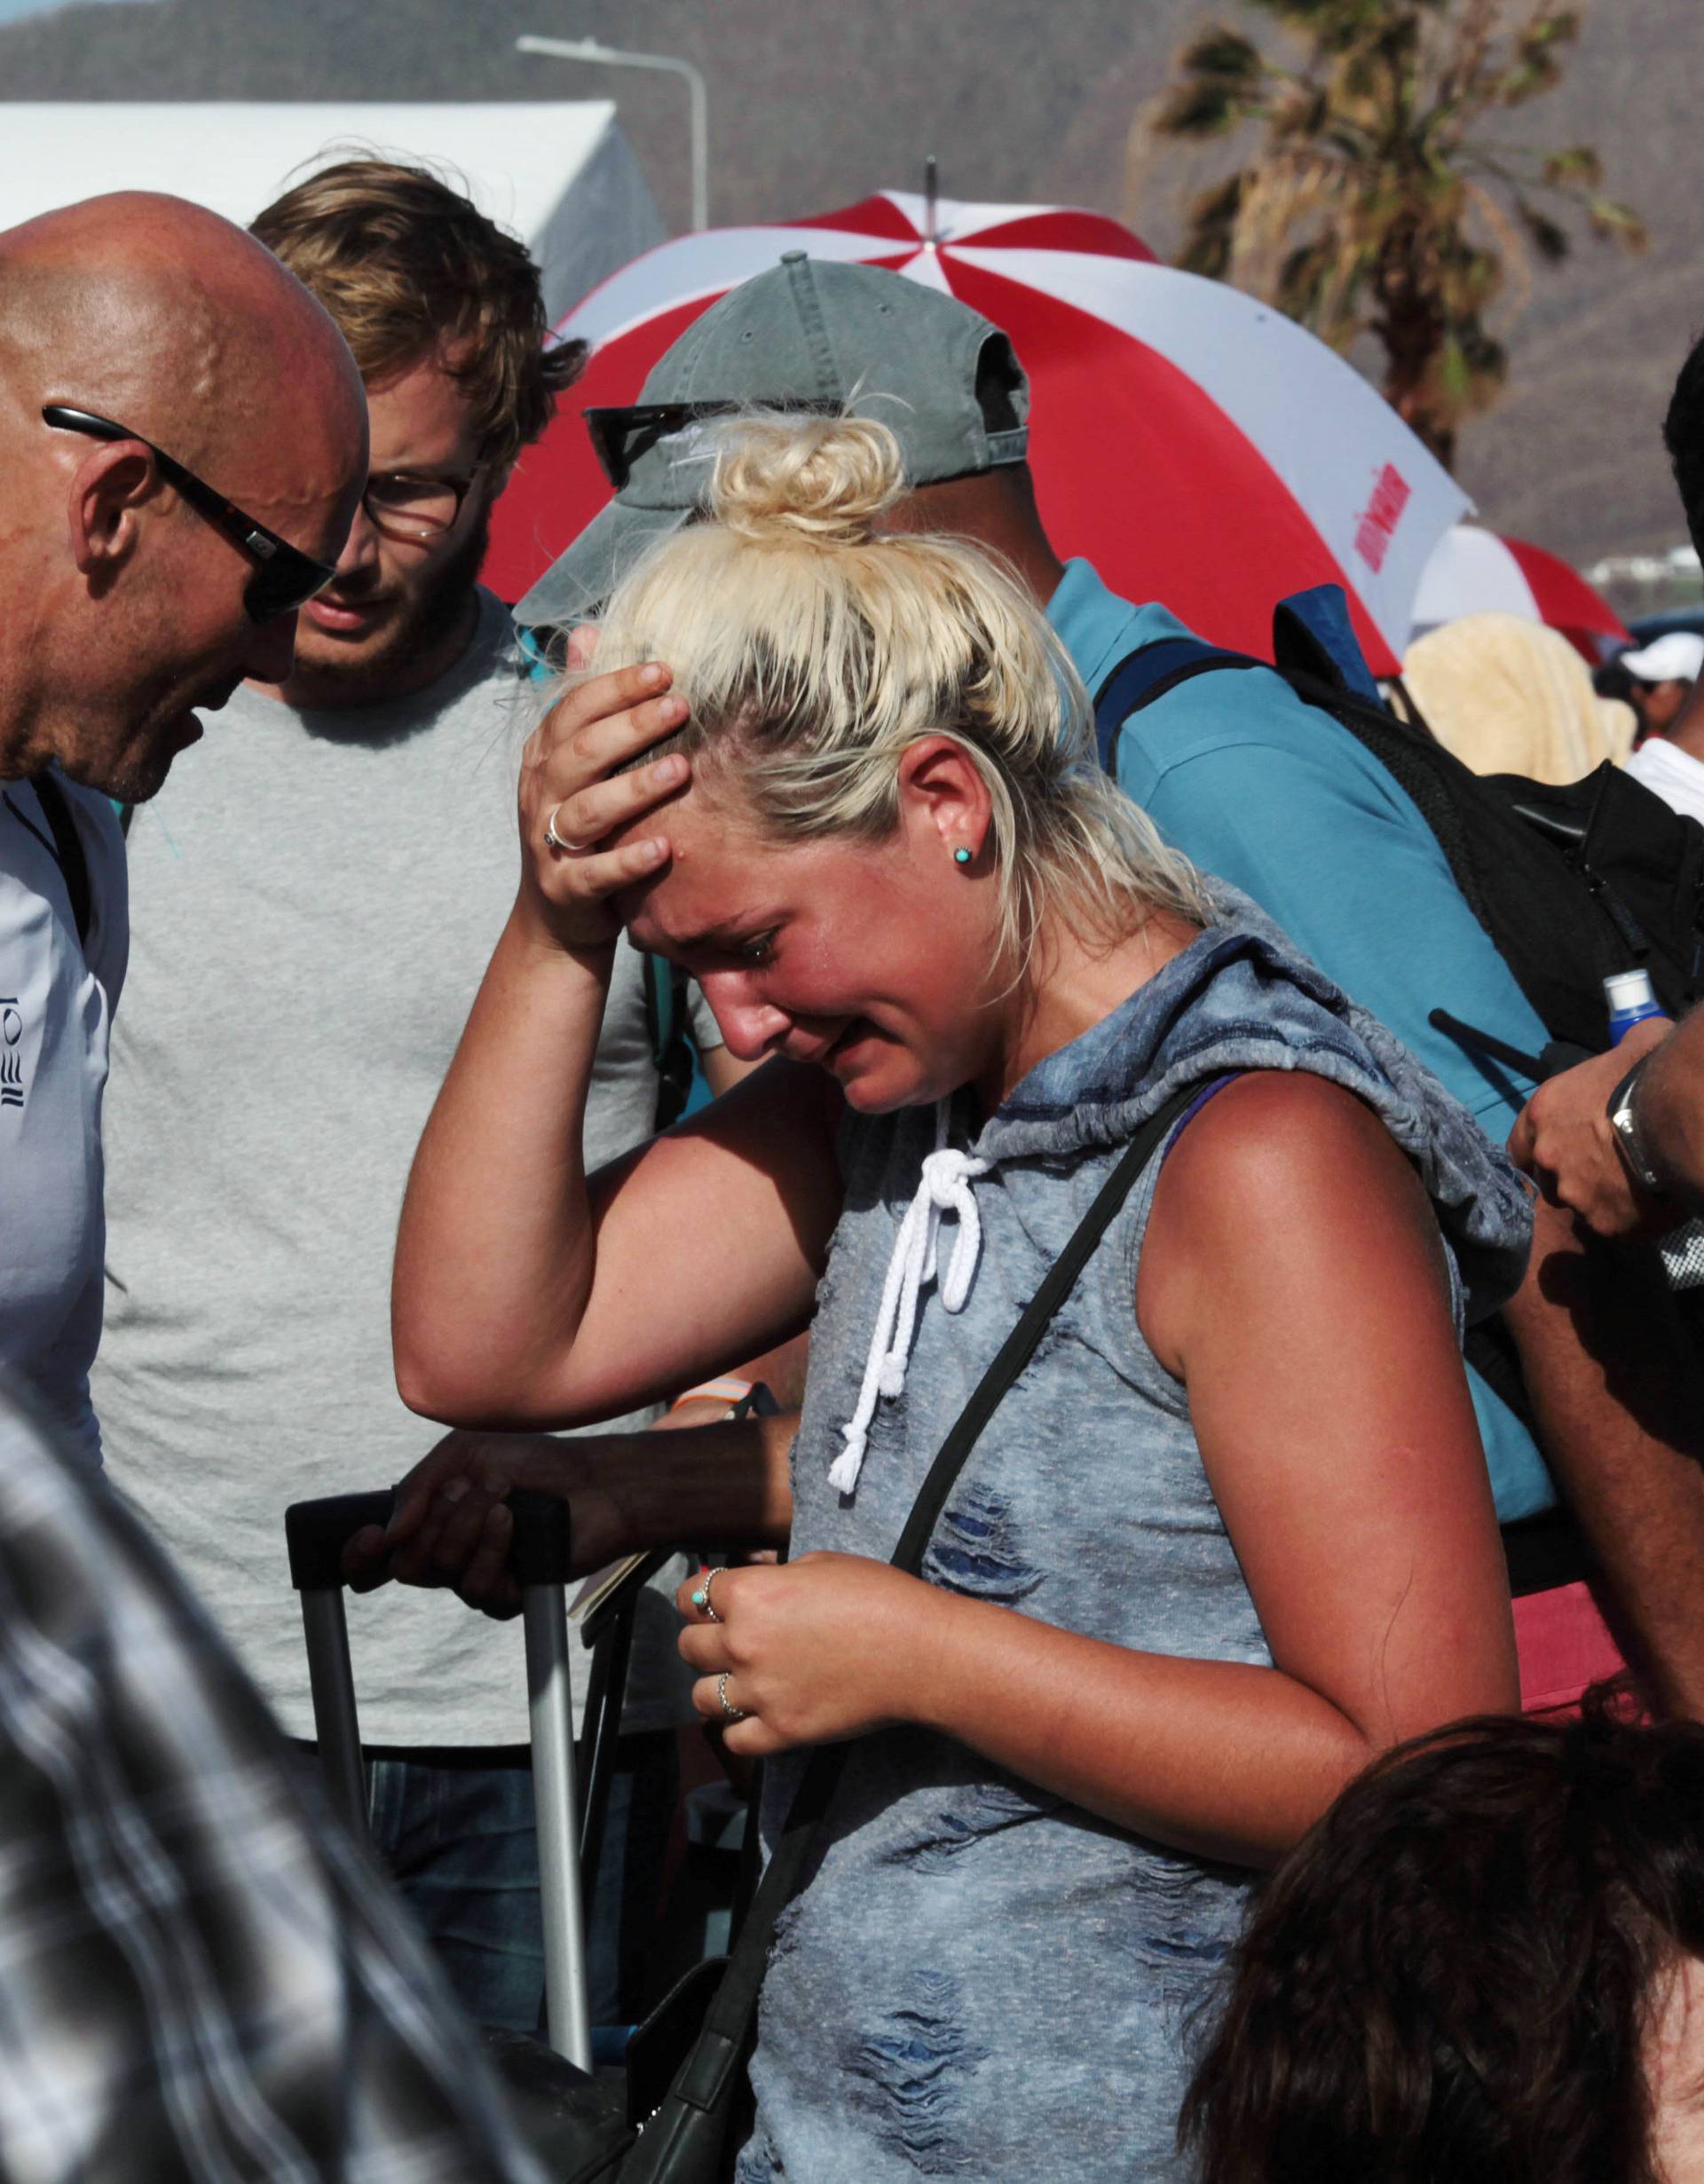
[1400,611,1635,784]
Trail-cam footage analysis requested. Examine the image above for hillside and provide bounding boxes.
[3,0,1698,569]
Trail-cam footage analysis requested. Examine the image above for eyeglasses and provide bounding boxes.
[361,466,484,544]
[41,404,340,624]
[585,399,839,493]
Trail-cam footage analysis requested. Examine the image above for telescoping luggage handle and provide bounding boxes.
[285,1486,592,2072]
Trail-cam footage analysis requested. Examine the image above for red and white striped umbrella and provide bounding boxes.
[485,191,1467,674]
[1410,524,1630,660]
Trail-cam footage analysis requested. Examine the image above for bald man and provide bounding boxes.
[0,192,365,1464]
[0,205,547,2178]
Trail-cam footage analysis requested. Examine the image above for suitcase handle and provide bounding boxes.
[283,1481,589,2069]
[286,1486,573,1589]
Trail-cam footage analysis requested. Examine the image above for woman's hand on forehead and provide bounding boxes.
[515,651,692,954]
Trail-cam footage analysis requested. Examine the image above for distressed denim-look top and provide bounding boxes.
[735,883,1531,2184]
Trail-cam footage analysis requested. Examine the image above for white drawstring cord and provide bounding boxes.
[831,1100,990,1497]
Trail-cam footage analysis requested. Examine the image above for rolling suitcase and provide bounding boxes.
[287,1485,763,2184]
[285,1488,677,2180]
[285,1486,596,2064]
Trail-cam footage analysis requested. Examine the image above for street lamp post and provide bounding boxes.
[516,34,709,233]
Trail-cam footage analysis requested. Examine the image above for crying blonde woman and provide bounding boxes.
[368,413,1528,2180]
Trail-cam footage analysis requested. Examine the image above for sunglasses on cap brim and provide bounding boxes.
[42,405,340,624]
[584,398,841,494]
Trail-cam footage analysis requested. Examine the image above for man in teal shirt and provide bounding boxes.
[1048,559,1557,1521]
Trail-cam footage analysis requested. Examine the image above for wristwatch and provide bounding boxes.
[1606,1056,1667,1196]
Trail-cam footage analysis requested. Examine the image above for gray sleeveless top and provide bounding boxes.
[736,885,1531,2184]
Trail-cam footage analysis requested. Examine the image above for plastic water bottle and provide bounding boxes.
[1602,970,1704,1287]
[1604,968,1668,1046]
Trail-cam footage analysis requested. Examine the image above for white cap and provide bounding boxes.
[1605,968,1659,1014]
[1620,631,1704,683]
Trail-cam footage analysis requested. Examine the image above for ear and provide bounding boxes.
[895,735,994,866]
[65,441,158,592]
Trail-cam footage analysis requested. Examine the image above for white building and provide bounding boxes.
[0,101,663,321]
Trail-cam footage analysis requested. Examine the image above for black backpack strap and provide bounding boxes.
[1093,639,1262,772]
[643,951,697,1131]
[1104,638,1504,945]
[24,771,92,950]
[654,1076,1209,2133]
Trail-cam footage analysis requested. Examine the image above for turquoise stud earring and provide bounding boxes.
[953,847,973,867]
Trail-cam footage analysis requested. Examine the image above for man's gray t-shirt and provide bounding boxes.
[96,590,717,1744]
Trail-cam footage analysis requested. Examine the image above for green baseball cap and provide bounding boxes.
[515,251,1030,628]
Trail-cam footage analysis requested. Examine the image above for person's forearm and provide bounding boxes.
[394,901,613,1422]
[580,1411,796,1557]
[1636,1006,1704,1207]
[904,1588,1381,1868]
[1503,1195,1704,1718]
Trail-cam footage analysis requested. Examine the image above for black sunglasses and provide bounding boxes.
[585,398,840,493]
[42,404,339,624]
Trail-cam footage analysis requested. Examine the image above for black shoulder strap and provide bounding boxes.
[665,1076,1208,2122]
[1093,638,1262,772]
[643,952,696,1131]
[27,771,93,950]
[1100,640,1508,938]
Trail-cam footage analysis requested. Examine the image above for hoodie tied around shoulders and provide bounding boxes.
[736,879,1533,2184]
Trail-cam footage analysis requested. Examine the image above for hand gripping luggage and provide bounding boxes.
[286,1487,593,2064]
[287,1489,643,2180]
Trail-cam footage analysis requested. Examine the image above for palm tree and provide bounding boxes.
[1148,0,1644,469]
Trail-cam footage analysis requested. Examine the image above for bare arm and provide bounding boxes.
[344,1411,798,1618]
[392,658,842,1429]
[681,1076,1518,1867]
[700,1042,765,1097]
[1637,1005,1704,1201]
[1508,1012,1694,1236]
[1501,1191,1704,1717]
[396,943,839,1429]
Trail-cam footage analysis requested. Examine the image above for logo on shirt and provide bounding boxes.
[0,999,20,1109]
[1353,462,1412,574]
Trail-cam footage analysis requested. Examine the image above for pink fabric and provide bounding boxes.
[1513,1579,1631,1715]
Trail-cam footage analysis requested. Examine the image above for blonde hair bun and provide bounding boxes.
[581,406,1209,968]
[710,412,903,546]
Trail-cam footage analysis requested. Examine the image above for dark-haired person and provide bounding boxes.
[1513,1002,1704,1241]
[94,155,746,2030]
[1180,1696,1704,2183]
[1622,630,1704,771]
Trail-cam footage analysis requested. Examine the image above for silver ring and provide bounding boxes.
[717,1671,748,1723]
[543,805,588,855]
[689,1570,722,1624]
